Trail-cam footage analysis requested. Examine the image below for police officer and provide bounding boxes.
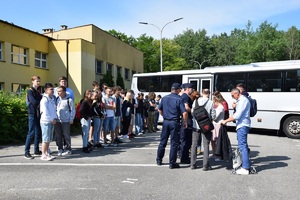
[179,83,194,164]
[156,83,188,169]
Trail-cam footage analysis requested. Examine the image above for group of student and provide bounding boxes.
[78,82,162,154]
[24,75,162,161]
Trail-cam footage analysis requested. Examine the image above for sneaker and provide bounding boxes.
[40,155,53,161]
[57,149,63,157]
[48,155,56,159]
[102,143,110,147]
[24,153,34,159]
[111,142,118,147]
[236,168,249,175]
[138,132,144,136]
[62,150,72,155]
[121,138,131,143]
[215,158,222,162]
[33,151,42,157]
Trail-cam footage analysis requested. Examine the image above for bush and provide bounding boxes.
[0,91,28,144]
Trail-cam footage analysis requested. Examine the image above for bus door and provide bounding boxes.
[188,76,212,93]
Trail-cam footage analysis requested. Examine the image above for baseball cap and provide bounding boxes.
[181,83,194,89]
[171,83,181,90]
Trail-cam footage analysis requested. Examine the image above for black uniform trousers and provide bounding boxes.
[156,120,180,165]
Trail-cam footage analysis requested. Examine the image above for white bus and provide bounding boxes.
[131,60,300,139]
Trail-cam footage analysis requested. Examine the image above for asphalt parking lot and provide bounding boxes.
[0,126,299,200]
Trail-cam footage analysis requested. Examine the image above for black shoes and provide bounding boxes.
[33,150,42,156]
[203,165,212,171]
[169,163,180,169]
[24,153,34,159]
[82,147,91,153]
[191,165,197,170]
[180,159,191,164]
[156,160,162,166]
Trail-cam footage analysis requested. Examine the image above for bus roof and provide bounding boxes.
[133,60,300,77]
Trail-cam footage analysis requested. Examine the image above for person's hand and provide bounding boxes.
[221,120,227,125]
[232,102,236,109]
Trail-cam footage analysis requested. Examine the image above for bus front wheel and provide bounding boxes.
[283,116,300,139]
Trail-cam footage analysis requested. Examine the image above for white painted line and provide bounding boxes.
[127,178,138,181]
[122,181,135,184]
[0,163,168,167]
[8,188,97,191]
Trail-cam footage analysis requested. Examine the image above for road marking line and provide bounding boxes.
[122,181,135,184]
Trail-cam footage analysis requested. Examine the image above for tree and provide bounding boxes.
[99,72,114,88]
[116,72,125,90]
[108,29,137,46]
[284,26,300,60]
[174,28,211,69]
[253,21,285,62]
[135,34,159,72]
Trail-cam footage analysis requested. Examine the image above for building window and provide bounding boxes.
[35,51,47,68]
[0,42,2,60]
[96,60,103,74]
[11,45,28,65]
[107,63,113,76]
[125,68,129,80]
[117,66,122,76]
[12,83,29,94]
[0,82,4,90]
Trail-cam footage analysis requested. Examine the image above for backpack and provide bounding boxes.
[193,99,214,134]
[247,96,257,117]
[75,99,83,119]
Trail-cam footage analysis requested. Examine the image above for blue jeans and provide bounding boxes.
[92,117,102,144]
[81,118,91,148]
[237,126,250,169]
[135,113,143,133]
[103,117,115,132]
[24,114,41,154]
[156,120,180,165]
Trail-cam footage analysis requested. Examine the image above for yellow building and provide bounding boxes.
[0,20,143,100]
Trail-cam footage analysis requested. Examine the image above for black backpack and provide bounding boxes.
[247,96,257,117]
[193,99,214,134]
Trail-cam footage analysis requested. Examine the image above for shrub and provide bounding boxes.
[0,91,28,144]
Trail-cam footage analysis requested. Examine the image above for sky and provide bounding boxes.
[1,0,300,39]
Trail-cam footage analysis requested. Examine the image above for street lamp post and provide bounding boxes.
[190,60,201,69]
[139,17,183,72]
[190,60,207,69]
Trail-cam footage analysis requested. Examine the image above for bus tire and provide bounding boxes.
[283,116,300,139]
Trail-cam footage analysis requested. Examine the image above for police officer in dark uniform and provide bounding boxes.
[156,83,188,169]
[179,83,194,164]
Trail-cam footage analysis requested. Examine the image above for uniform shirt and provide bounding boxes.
[158,93,186,121]
[233,95,251,130]
[181,93,193,126]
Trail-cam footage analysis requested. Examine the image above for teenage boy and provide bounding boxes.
[40,83,57,161]
[113,86,123,143]
[103,87,116,146]
[24,76,42,159]
[54,76,74,101]
[54,86,75,156]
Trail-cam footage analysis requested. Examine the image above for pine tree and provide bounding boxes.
[116,72,125,90]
